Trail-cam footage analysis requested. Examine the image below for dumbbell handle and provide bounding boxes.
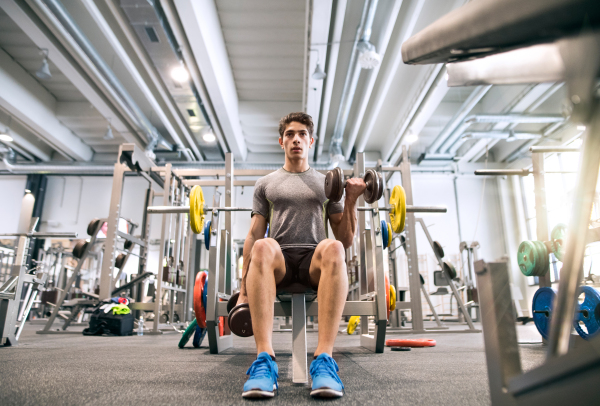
[357,206,447,213]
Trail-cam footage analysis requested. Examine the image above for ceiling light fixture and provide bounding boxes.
[310,48,326,80]
[357,41,381,69]
[36,48,52,80]
[203,131,216,143]
[0,131,13,142]
[104,122,114,140]
[405,132,419,144]
[577,125,586,131]
[171,66,189,83]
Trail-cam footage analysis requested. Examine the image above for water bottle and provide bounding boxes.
[138,315,144,336]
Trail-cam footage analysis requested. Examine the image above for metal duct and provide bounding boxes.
[3,157,114,175]
[328,0,379,163]
[34,0,174,155]
[464,114,565,124]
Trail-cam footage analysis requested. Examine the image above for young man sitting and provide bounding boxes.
[236,112,365,398]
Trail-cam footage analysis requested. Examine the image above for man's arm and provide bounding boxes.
[237,214,268,304]
[329,178,366,248]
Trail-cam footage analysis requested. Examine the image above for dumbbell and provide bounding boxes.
[517,224,567,277]
[227,291,253,337]
[72,241,88,259]
[324,167,384,204]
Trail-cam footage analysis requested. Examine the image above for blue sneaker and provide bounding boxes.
[242,352,279,398]
[310,353,344,398]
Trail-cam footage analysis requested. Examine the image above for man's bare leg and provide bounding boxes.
[309,240,348,357]
[246,238,286,357]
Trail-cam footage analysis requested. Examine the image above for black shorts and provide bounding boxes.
[276,246,317,292]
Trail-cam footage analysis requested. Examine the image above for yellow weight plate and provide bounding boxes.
[189,185,205,234]
[387,221,392,248]
[389,185,406,233]
[347,316,360,335]
[390,285,396,311]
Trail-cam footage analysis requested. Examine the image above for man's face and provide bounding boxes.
[279,121,314,159]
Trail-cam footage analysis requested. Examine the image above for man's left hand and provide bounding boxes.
[345,177,367,203]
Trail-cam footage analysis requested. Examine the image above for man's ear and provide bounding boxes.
[279,137,283,148]
[309,137,314,148]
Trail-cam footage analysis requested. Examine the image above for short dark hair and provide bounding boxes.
[278,112,314,138]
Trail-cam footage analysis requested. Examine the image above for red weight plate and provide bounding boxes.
[193,271,208,328]
[385,339,436,347]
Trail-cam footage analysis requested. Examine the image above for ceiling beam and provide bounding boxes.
[1,0,145,150]
[0,47,93,161]
[174,0,248,161]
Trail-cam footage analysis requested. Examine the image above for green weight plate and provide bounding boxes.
[178,318,198,348]
[551,223,567,261]
[517,240,548,277]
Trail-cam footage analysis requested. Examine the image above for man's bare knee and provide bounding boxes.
[321,241,345,271]
[250,238,279,275]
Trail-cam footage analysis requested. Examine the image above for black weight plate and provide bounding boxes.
[325,167,344,202]
[72,241,88,259]
[228,303,253,337]
[227,292,240,314]
[363,169,378,203]
[376,172,384,201]
[443,260,457,279]
[334,167,344,202]
[124,240,133,251]
[391,347,411,351]
[115,253,126,269]
[433,241,444,259]
[87,218,101,236]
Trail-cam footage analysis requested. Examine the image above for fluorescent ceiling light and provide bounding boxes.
[171,66,189,83]
[0,133,13,142]
[577,125,586,131]
[203,132,216,143]
[405,133,419,144]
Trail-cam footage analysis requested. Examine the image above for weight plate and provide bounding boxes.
[532,287,555,339]
[347,316,360,335]
[573,286,600,340]
[228,303,253,337]
[381,220,388,249]
[115,253,126,269]
[324,167,344,202]
[87,218,101,237]
[178,318,198,348]
[442,260,457,279]
[204,220,211,251]
[376,172,384,201]
[385,273,390,319]
[389,185,406,233]
[363,169,378,204]
[189,185,205,234]
[192,326,207,348]
[72,241,88,259]
[390,285,396,311]
[386,338,436,347]
[391,347,411,351]
[193,271,208,328]
[124,240,133,251]
[551,223,567,261]
[387,222,392,249]
[227,292,240,314]
[433,241,444,259]
[517,240,548,277]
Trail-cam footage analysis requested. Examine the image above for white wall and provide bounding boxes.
[0,176,27,234]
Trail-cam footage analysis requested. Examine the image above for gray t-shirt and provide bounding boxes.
[252,167,344,249]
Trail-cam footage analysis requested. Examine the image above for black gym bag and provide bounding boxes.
[83,308,134,336]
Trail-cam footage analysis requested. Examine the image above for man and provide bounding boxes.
[237,112,365,399]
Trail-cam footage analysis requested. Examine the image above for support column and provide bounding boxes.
[532,153,551,288]
[400,146,424,331]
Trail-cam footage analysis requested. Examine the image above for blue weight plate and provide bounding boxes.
[573,286,600,340]
[532,287,556,339]
[202,274,208,312]
[381,220,388,249]
[204,220,211,251]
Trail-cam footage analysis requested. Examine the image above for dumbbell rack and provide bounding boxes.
[0,191,76,345]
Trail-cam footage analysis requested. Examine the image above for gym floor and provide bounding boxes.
[1,322,545,405]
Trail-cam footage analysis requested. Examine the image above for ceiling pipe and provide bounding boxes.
[2,156,114,175]
[314,0,347,161]
[31,0,173,157]
[461,131,543,141]
[427,85,492,154]
[342,0,404,161]
[328,0,378,163]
